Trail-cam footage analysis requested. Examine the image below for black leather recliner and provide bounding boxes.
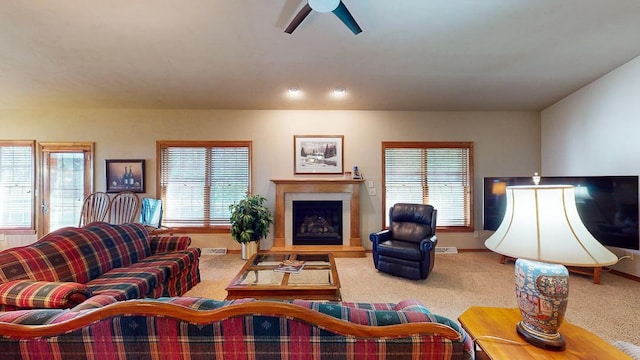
[369,203,437,280]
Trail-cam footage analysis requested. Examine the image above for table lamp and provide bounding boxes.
[484,177,618,350]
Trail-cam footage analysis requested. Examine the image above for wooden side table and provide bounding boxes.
[458,306,631,360]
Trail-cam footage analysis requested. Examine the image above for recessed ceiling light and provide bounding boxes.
[288,87,301,95]
[332,87,347,96]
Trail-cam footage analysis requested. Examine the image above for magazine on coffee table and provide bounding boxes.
[274,259,306,273]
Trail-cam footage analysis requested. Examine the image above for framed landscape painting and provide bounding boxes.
[294,135,344,175]
[106,159,145,193]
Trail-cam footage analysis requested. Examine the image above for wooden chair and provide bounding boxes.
[108,191,140,225]
[78,192,111,227]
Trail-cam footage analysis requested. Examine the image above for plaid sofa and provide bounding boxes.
[0,297,474,360]
[0,222,200,311]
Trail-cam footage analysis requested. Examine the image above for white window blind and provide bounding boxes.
[0,141,35,229]
[159,142,251,228]
[383,142,473,230]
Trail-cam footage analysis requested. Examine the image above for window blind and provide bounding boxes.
[383,142,473,230]
[0,141,35,229]
[159,142,250,228]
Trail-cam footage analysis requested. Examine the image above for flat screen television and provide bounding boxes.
[483,176,639,250]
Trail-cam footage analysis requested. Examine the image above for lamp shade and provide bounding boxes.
[485,185,618,267]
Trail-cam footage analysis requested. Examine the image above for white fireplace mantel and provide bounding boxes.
[270,179,365,257]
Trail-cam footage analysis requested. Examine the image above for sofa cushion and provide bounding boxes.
[377,240,422,261]
[81,222,152,269]
[128,248,200,279]
[86,266,165,300]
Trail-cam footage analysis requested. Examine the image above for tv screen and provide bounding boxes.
[483,176,639,250]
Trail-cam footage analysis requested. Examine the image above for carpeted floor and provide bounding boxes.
[184,251,640,346]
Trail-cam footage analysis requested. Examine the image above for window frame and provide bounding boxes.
[0,140,36,234]
[381,141,474,232]
[156,140,252,233]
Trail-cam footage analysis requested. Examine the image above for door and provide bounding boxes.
[39,143,94,235]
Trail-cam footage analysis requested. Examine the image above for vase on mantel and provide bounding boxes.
[241,241,259,260]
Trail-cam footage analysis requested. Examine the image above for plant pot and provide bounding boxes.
[241,241,259,260]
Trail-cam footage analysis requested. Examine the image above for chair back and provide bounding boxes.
[108,191,140,225]
[78,192,110,227]
[389,203,437,243]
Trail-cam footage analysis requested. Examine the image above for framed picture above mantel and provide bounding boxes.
[106,159,145,193]
[294,135,344,175]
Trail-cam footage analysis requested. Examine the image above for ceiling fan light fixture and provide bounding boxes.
[308,0,340,13]
[284,0,362,35]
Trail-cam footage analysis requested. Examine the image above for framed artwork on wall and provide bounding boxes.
[106,159,145,193]
[294,135,344,175]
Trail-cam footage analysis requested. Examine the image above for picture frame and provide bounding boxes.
[106,159,145,193]
[294,135,344,175]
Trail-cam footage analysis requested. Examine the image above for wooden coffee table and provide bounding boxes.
[225,253,341,301]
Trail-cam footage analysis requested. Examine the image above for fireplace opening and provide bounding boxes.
[292,200,342,245]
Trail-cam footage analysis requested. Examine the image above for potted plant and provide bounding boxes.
[229,194,273,259]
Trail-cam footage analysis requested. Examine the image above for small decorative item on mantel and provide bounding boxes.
[229,194,274,260]
[352,166,362,180]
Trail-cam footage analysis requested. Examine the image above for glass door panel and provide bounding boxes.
[39,143,93,235]
[47,153,85,231]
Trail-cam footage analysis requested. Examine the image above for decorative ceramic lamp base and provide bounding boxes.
[515,258,569,351]
[516,320,566,350]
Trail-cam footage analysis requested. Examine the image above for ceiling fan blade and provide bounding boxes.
[332,1,362,34]
[285,4,313,34]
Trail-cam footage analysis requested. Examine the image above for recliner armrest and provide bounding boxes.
[420,235,438,251]
[369,229,392,244]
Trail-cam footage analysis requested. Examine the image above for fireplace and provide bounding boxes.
[292,200,342,245]
[271,179,365,257]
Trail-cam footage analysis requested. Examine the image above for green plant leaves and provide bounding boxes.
[229,194,273,243]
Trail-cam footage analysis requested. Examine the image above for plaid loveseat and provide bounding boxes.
[0,222,200,311]
[0,297,474,360]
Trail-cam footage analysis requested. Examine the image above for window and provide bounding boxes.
[0,141,35,231]
[158,141,251,229]
[382,142,473,231]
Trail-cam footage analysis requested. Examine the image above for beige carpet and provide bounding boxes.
[184,251,640,345]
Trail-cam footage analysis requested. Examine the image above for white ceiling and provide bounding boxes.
[2,0,640,111]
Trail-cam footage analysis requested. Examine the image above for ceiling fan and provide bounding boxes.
[285,0,362,35]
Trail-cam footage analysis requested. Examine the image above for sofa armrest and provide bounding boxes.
[149,235,192,254]
[0,280,92,309]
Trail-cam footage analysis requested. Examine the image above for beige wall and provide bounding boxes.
[0,109,540,251]
[542,55,640,277]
